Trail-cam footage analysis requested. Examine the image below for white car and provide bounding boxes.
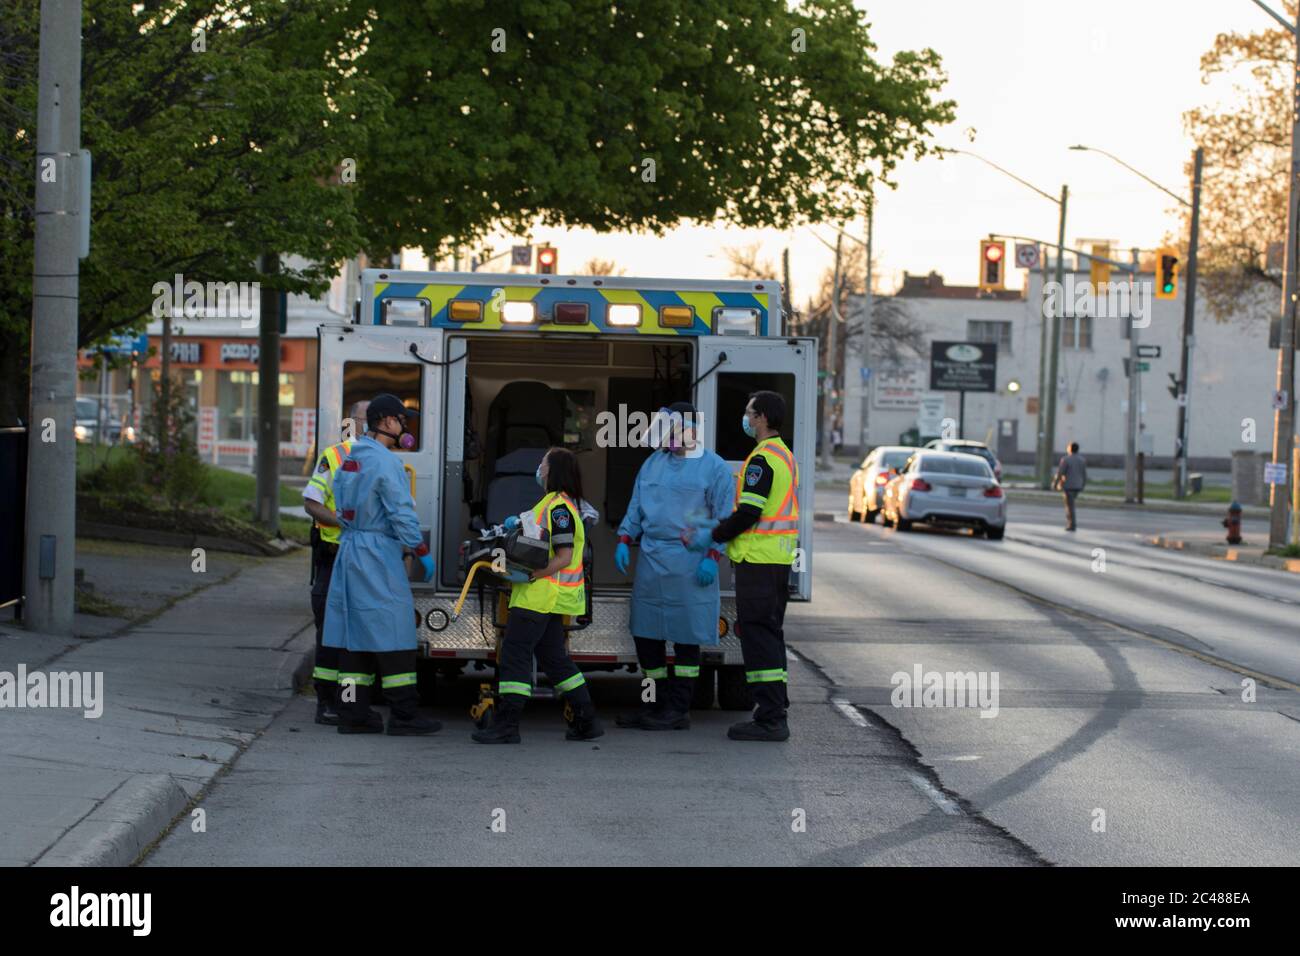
[880,450,1006,539]
[848,444,918,523]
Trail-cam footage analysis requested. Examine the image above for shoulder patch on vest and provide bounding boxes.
[745,463,762,487]
[317,459,330,473]
[553,508,570,529]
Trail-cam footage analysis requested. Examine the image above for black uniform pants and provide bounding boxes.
[633,637,702,680]
[336,647,420,723]
[499,607,590,702]
[734,561,791,723]
[310,545,341,705]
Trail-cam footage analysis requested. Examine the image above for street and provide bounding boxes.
[143,500,1300,867]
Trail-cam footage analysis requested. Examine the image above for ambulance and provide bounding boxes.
[315,268,816,710]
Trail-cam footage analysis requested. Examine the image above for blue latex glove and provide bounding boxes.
[504,567,530,583]
[614,541,631,574]
[503,515,520,531]
[417,553,435,583]
[684,526,715,552]
[696,556,718,586]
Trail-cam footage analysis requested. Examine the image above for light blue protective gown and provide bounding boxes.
[617,448,735,645]
[322,435,424,653]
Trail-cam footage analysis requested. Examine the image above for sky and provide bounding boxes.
[421,0,1278,303]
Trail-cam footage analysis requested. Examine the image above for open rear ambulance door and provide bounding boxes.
[693,336,817,600]
[316,325,446,579]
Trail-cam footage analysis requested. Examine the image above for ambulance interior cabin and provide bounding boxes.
[448,336,689,590]
[442,335,798,592]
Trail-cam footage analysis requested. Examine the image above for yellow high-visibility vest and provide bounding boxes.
[727,436,799,566]
[509,492,586,616]
[307,440,353,545]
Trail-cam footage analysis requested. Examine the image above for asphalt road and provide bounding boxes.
[144,499,1299,866]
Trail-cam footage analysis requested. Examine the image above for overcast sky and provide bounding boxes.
[422,0,1277,303]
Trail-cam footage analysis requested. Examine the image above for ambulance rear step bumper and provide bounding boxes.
[413,593,746,667]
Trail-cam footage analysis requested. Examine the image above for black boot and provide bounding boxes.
[726,717,789,741]
[471,695,524,744]
[727,683,789,741]
[315,699,340,726]
[615,685,664,729]
[641,677,692,731]
[337,710,384,734]
[385,688,442,736]
[564,686,604,741]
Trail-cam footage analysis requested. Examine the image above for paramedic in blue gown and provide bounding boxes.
[322,393,440,736]
[614,402,734,730]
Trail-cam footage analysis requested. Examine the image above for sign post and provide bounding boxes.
[929,341,998,438]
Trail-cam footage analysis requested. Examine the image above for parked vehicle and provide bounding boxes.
[924,438,1001,481]
[75,397,124,445]
[880,450,1006,539]
[848,444,918,523]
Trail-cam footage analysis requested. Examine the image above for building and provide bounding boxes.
[840,261,1286,471]
[75,256,362,469]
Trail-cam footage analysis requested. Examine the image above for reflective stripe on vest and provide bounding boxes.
[508,492,586,615]
[315,439,354,545]
[728,437,799,566]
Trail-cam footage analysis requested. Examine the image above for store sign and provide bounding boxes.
[929,341,997,393]
[917,394,946,436]
[873,365,924,410]
[220,342,260,363]
[170,342,203,364]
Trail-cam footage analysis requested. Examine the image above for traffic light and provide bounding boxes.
[979,240,1005,292]
[1155,247,1179,299]
[1089,242,1111,287]
[1167,372,1181,400]
[536,245,557,274]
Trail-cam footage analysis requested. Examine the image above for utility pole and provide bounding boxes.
[1271,6,1300,548]
[256,255,281,533]
[1041,185,1069,487]
[24,0,83,635]
[1175,147,1204,499]
[1034,246,1050,485]
[822,233,842,469]
[1125,247,1141,502]
[860,198,875,455]
[782,247,793,321]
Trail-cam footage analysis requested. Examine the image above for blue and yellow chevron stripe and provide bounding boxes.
[370,282,770,336]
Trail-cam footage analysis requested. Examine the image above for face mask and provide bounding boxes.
[377,419,415,449]
[741,414,756,438]
[535,465,545,488]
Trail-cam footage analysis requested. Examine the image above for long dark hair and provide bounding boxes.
[544,446,584,502]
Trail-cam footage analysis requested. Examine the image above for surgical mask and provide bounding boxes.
[741,414,756,438]
[535,465,545,488]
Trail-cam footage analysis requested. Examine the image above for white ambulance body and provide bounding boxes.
[316,268,815,710]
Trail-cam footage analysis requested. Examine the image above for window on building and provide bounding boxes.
[1061,314,1093,350]
[218,371,295,441]
[967,320,1012,353]
[342,362,422,451]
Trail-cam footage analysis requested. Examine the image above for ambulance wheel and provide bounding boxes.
[692,666,717,710]
[416,658,440,705]
[717,666,753,711]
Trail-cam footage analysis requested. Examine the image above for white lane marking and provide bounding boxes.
[830,697,869,727]
[908,774,964,816]
[939,755,983,762]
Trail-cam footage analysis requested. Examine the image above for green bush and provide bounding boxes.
[135,379,208,507]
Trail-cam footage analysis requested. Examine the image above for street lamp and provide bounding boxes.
[941,148,1068,489]
[1071,143,1203,500]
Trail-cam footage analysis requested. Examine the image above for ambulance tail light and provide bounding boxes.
[658,305,694,329]
[554,302,589,325]
[606,303,642,327]
[502,301,538,324]
[448,299,483,322]
[381,297,430,327]
[714,307,759,336]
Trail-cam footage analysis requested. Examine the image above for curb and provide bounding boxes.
[79,521,301,557]
[1004,489,1269,518]
[1143,534,1300,574]
[34,774,190,868]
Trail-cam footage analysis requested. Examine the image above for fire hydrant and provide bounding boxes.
[1223,500,1243,545]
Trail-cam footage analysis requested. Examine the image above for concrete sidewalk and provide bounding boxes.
[0,549,314,866]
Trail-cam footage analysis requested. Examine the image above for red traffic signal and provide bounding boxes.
[537,246,557,274]
[979,240,1006,291]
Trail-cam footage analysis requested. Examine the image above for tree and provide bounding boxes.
[0,0,389,424]
[1184,0,1295,321]
[345,0,955,257]
[722,243,778,281]
[581,257,626,276]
